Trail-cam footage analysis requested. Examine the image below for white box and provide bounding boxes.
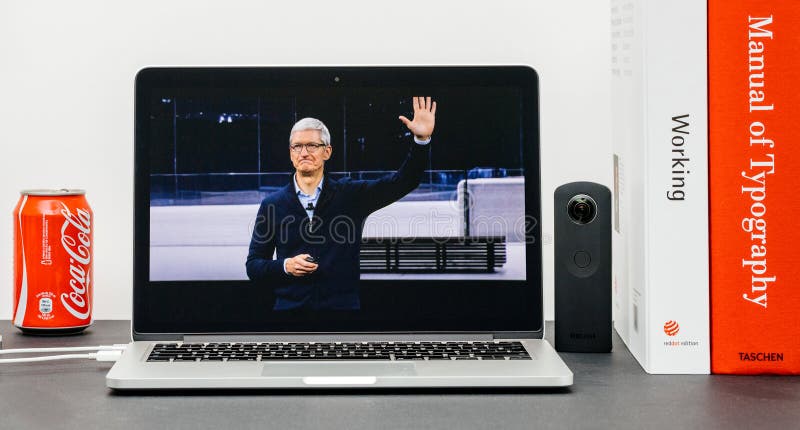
[610,0,710,374]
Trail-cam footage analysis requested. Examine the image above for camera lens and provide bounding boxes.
[567,194,597,224]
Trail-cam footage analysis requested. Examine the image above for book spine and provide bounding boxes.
[643,0,709,374]
[709,2,800,375]
[612,0,710,374]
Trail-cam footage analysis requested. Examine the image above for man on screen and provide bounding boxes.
[246,97,437,310]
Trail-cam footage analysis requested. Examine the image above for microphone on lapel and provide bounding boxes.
[306,201,316,232]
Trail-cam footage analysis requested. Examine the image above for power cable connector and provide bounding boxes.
[0,342,129,364]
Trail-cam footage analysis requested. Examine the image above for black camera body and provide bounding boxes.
[554,182,612,353]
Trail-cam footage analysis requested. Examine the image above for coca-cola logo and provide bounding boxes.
[59,204,92,320]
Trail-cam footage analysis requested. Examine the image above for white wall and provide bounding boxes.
[0,0,611,320]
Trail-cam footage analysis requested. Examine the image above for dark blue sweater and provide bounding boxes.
[246,142,429,310]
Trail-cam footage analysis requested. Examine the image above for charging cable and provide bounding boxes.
[0,344,129,364]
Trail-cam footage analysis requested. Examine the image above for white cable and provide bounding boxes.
[0,344,129,355]
[0,344,128,364]
[0,353,94,364]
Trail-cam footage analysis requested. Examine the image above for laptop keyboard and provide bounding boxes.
[147,341,531,362]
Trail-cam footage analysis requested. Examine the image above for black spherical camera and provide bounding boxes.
[567,194,597,224]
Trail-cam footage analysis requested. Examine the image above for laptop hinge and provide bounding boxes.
[182,333,495,343]
[492,331,541,340]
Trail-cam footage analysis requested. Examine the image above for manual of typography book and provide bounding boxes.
[610,0,710,374]
[709,2,800,375]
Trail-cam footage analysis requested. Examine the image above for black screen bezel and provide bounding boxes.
[133,66,543,339]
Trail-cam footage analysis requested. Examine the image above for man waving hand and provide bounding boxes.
[246,97,438,310]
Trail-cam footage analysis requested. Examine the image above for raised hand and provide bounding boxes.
[399,96,437,140]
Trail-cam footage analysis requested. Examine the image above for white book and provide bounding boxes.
[610,0,709,374]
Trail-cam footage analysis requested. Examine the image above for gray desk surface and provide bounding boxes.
[1,321,798,430]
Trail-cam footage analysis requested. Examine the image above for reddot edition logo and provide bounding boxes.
[663,320,680,336]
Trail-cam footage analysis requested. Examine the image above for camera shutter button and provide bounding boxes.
[573,251,591,268]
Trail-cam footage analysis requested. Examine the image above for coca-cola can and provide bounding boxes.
[13,189,93,334]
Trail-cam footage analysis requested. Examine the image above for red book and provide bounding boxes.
[709,2,800,374]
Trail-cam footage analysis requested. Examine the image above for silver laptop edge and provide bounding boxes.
[109,320,572,389]
[107,338,572,389]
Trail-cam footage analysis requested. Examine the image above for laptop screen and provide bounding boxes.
[134,67,542,336]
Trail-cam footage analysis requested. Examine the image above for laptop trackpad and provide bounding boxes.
[262,362,417,380]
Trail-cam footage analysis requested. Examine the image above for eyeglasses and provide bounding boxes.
[290,143,328,154]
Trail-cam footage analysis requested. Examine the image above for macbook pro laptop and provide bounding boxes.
[106,66,573,389]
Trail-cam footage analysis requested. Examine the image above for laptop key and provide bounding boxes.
[148,356,172,362]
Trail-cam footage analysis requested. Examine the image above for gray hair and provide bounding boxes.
[290,117,331,146]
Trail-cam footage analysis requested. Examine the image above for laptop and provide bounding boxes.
[106,66,573,389]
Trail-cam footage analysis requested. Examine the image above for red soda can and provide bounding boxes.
[13,189,93,334]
